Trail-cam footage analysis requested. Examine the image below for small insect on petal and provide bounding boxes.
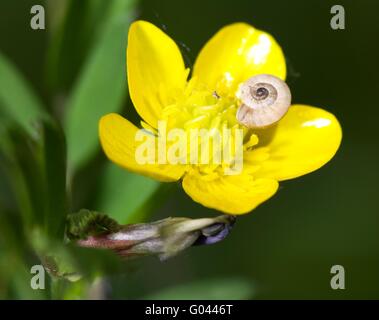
[236,74,291,128]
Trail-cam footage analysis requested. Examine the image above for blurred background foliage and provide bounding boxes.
[0,0,378,299]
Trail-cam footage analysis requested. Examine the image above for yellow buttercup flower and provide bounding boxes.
[99,20,342,215]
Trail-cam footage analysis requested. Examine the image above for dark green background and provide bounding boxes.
[1,0,378,299]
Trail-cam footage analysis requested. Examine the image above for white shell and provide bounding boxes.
[236,74,291,128]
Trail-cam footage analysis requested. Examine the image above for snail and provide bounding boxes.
[236,74,291,128]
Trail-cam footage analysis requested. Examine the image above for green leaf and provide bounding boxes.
[95,164,161,224]
[46,0,120,91]
[145,278,255,300]
[0,196,47,299]
[41,120,68,240]
[0,52,47,137]
[4,128,45,228]
[64,0,137,171]
[0,121,68,238]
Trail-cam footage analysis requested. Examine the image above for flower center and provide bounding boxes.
[162,81,239,132]
[156,78,256,177]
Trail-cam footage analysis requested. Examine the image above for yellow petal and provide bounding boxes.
[193,22,286,95]
[182,172,278,215]
[127,20,188,128]
[99,113,185,182]
[253,105,342,181]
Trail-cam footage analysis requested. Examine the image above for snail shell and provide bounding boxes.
[236,74,291,128]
